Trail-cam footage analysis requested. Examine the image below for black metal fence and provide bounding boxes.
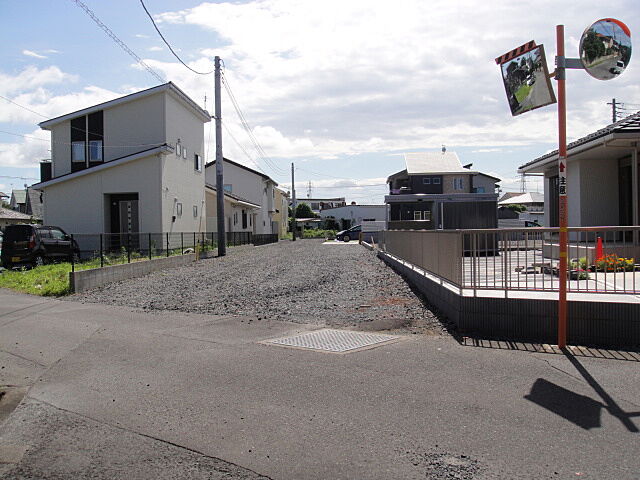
[253,234,279,246]
[67,230,280,272]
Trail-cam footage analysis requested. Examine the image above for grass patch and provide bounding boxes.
[0,263,73,296]
[514,84,532,103]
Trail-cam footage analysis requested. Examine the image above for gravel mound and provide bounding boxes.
[69,240,448,334]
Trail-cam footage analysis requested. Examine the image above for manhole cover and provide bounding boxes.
[265,329,399,353]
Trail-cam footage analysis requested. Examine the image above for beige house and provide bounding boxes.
[274,188,290,238]
[205,184,261,234]
[32,83,210,245]
[205,158,278,235]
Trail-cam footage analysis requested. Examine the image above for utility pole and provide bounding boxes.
[607,98,618,123]
[307,181,312,199]
[291,162,297,241]
[214,56,226,256]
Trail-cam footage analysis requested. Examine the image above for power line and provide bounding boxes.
[221,72,287,176]
[0,94,48,118]
[221,120,268,175]
[71,0,165,84]
[0,128,164,149]
[0,175,39,180]
[138,0,214,76]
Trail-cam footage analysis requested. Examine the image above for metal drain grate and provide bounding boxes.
[265,329,399,353]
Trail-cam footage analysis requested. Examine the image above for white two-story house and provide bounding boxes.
[205,158,278,235]
[33,82,210,245]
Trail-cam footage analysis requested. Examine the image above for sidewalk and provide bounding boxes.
[1,289,639,479]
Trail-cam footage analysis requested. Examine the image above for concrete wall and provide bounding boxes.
[43,154,163,234]
[379,251,640,348]
[162,91,206,233]
[70,250,216,293]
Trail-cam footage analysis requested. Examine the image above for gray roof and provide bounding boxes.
[11,189,27,204]
[405,151,475,174]
[519,110,640,171]
[26,188,43,220]
[0,207,31,220]
[498,192,544,205]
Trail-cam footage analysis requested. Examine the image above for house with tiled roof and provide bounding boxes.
[385,150,500,230]
[9,189,27,213]
[518,111,640,227]
[0,207,32,229]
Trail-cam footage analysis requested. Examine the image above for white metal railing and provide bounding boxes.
[379,227,640,294]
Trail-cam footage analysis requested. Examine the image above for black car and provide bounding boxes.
[335,225,361,242]
[0,224,79,269]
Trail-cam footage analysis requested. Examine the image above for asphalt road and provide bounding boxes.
[1,249,639,478]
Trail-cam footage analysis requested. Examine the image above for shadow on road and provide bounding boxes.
[524,350,639,432]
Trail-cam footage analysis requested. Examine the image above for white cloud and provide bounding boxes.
[43,49,60,54]
[22,50,47,59]
[150,0,640,163]
[148,46,163,52]
[0,66,77,97]
[0,129,50,168]
[135,34,150,38]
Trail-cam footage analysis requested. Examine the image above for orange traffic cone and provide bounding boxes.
[596,236,603,261]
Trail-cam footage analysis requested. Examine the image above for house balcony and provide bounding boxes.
[388,220,434,230]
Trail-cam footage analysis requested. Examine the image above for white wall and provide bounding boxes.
[162,91,206,233]
[43,154,163,234]
[205,161,275,234]
[320,205,387,225]
[472,174,497,193]
[579,155,619,226]
[50,122,71,177]
[104,93,165,161]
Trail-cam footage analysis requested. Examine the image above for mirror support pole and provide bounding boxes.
[556,25,568,349]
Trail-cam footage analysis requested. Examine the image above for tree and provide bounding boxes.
[506,204,527,213]
[295,202,316,218]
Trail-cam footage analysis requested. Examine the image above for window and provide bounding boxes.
[176,143,181,157]
[475,186,485,193]
[176,203,182,217]
[50,228,67,240]
[433,177,441,185]
[454,178,464,190]
[223,184,232,193]
[233,212,238,225]
[194,153,202,172]
[182,147,187,159]
[413,211,431,221]
[72,141,85,162]
[423,178,431,185]
[414,211,422,221]
[89,140,103,161]
[193,205,198,218]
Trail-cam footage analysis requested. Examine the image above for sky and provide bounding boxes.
[1,0,639,204]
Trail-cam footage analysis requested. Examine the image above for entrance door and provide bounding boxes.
[108,193,139,249]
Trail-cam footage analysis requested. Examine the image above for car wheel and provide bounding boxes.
[33,255,45,267]
[343,235,350,242]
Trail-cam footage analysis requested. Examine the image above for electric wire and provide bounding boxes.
[221,72,287,176]
[0,129,165,149]
[139,0,214,76]
[71,0,165,84]
[0,94,48,118]
[221,121,269,176]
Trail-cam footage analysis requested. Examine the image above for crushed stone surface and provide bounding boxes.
[68,240,451,334]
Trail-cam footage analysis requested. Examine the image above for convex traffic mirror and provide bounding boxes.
[579,18,632,80]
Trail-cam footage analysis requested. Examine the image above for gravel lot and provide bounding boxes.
[70,240,447,334]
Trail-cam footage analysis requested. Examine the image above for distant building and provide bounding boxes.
[498,192,544,225]
[386,151,500,230]
[320,204,387,230]
[0,207,32,229]
[9,189,27,213]
[294,197,346,215]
